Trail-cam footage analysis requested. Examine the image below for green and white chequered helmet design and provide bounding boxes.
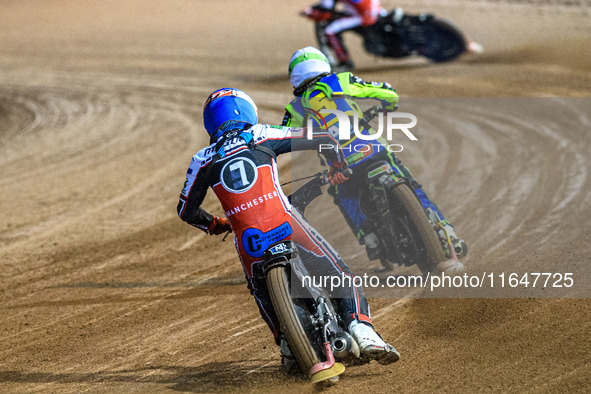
[288,46,331,89]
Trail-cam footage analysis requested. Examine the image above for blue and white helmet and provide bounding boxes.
[203,88,258,137]
[288,46,331,89]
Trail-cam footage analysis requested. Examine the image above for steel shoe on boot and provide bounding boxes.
[363,232,381,261]
[435,259,466,274]
[280,338,299,375]
[426,208,468,259]
[443,224,468,259]
[349,320,400,365]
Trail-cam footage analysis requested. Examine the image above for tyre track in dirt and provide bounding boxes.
[409,98,591,263]
[1,0,590,393]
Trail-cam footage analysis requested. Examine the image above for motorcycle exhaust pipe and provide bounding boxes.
[331,331,360,360]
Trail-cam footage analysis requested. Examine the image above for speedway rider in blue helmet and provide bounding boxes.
[177,88,400,373]
[282,47,467,273]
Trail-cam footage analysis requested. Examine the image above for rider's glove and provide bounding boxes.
[207,216,232,235]
[302,4,332,21]
[328,162,351,186]
[311,3,331,12]
[382,100,398,112]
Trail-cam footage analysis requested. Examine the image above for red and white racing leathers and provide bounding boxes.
[318,0,382,63]
[177,124,372,340]
[322,0,381,31]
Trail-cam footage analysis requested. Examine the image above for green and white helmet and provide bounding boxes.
[288,46,331,89]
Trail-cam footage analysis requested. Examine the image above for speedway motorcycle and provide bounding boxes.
[254,171,359,386]
[253,161,456,385]
[302,5,482,67]
[341,106,461,271]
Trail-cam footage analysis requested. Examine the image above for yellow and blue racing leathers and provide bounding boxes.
[282,71,452,244]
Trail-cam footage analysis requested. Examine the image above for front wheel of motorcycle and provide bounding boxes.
[266,265,320,375]
[416,18,467,62]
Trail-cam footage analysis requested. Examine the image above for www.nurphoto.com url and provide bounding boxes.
[302,272,575,292]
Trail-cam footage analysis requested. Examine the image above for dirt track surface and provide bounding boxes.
[1,1,590,393]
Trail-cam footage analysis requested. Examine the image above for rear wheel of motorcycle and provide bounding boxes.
[387,183,446,274]
[267,265,320,375]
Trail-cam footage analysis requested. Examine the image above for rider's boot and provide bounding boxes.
[280,337,300,375]
[434,222,467,274]
[349,320,400,365]
[424,206,468,260]
[442,223,468,259]
[435,258,465,274]
[363,232,381,260]
[326,33,354,71]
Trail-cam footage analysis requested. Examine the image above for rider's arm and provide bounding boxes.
[340,73,400,111]
[281,110,292,127]
[254,124,346,167]
[282,102,305,128]
[177,153,217,233]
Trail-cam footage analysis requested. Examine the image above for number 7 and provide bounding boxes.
[230,160,248,188]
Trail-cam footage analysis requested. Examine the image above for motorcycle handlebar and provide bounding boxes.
[296,167,352,187]
[341,168,353,178]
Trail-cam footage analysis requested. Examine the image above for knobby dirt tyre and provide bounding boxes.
[266,265,319,375]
